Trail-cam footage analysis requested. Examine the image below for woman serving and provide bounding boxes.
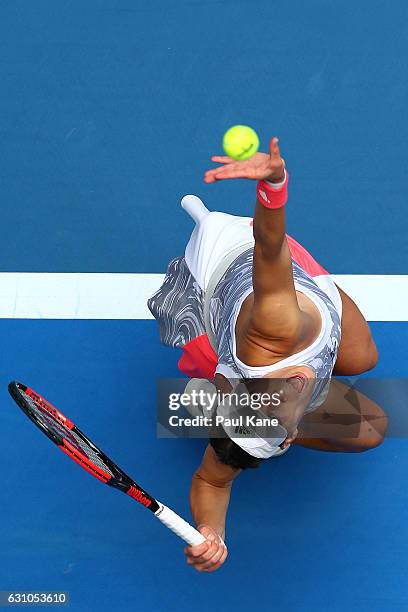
[148,136,387,572]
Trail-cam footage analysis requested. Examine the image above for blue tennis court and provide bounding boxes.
[1,1,408,610]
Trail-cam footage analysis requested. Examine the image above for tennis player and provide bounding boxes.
[148,137,387,572]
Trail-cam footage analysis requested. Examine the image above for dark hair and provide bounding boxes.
[209,437,263,470]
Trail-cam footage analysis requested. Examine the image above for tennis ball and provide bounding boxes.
[222,125,259,161]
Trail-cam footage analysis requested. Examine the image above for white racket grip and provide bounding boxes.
[155,503,206,546]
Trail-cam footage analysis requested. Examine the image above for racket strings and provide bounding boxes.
[21,389,115,477]
[67,429,114,476]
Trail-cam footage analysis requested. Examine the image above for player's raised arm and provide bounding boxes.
[204,137,302,343]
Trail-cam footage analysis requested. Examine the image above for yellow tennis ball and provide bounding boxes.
[222,125,259,160]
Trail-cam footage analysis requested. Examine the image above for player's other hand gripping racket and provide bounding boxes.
[8,381,205,547]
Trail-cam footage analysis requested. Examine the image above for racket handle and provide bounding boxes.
[155,503,206,546]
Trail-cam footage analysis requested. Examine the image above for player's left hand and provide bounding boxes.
[184,524,228,572]
[204,137,285,184]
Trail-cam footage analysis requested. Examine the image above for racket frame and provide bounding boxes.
[8,381,206,546]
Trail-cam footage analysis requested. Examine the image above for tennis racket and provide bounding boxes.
[8,381,205,546]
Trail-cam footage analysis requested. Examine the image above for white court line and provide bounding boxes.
[0,273,406,321]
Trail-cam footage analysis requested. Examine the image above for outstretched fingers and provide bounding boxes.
[204,162,246,183]
[211,155,234,164]
[269,136,281,159]
[204,156,236,183]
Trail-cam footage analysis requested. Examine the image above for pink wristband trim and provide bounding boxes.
[256,170,289,209]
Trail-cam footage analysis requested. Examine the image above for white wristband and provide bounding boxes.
[264,168,287,190]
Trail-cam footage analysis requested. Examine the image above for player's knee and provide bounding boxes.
[348,339,379,375]
[343,411,388,452]
[364,340,379,371]
[352,431,385,452]
[335,434,381,453]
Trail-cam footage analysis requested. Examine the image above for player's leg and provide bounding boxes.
[286,235,378,376]
[295,378,387,452]
[333,285,378,375]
